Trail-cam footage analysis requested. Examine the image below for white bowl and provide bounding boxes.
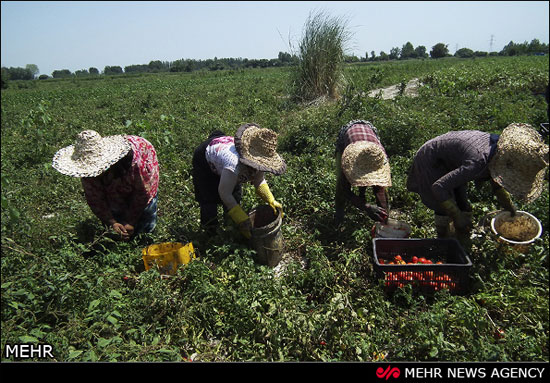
[373,218,411,238]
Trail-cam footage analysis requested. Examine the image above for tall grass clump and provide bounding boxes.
[291,10,352,103]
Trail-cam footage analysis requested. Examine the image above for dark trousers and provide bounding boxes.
[192,132,242,232]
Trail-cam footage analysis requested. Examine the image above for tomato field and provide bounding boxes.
[1,55,548,361]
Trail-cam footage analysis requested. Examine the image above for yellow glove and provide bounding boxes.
[227,205,251,239]
[256,182,283,216]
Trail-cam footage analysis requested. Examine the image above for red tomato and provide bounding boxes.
[494,329,505,339]
[418,257,427,264]
[394,255,403,262]
[412,256,419,264]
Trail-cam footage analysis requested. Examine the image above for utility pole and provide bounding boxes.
[489,34,495,52]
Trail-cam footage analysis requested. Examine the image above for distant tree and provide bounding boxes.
[38,74,49,80]
[89,67,99,75]
[528,38,545,54]
[474,51,488,57]
[430,43,449,58]
[379,51,389,61]
[455,47,474,58]
[125,64,149,73]
[75,69,89,77]
[414,45,428,58]
[389,47,400,60]
[501,41,520,56]
[25,64,39,79]
[104,66,123,75]
[370,50,376,61]
[1,67,8,88]
[52,69,73,78]
[344,55,360,63]
[183,60,195,72]
[6,67,34,80]
[148,60,165,72]
[400,42,416,59]
[278,51,293,64]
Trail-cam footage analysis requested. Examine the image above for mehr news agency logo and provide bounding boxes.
[3,343,54,360]
[376,364,546,380]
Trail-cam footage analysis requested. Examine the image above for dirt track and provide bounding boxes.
[367,78,422,100]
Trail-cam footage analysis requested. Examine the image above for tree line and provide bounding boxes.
[1,39,547,86]
[347,38,548,62]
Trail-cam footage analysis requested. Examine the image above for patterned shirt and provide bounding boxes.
[406,130,499,210]
[335,120,389,211]
[205,136,255,183]
[81,135,159,226]
[336,120,385,155]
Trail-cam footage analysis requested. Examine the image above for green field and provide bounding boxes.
[1,55,548,362]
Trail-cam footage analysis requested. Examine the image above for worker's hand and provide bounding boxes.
[364,204,388,223]
[237,218,252,239]
[112,222,130,241]
[256,182,283,216]
[453,212,473,233]
[494,187,516,217]
[441,199,473,232]
[228,204,252,239]
[269,199,283,216]
[123,224,135,239]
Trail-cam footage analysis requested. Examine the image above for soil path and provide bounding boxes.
[367,78,422,100]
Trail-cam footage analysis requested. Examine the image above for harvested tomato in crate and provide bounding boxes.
[373,238,472,294]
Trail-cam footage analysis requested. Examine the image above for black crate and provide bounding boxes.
[373,238,472,294]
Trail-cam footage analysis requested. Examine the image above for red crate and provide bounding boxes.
[373,238,472,294]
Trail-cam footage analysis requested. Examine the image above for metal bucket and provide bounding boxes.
[249,205,284,268]
[490,210,542,253]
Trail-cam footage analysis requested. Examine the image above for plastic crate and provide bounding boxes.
[373,238,472,294]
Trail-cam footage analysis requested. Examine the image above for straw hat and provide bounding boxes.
[52,130,131,177]
[489,123,549,203]
[234,123,286,175]
[341,141,392,187]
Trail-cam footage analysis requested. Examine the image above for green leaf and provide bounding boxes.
[19,335,38,343]
[109,290,122,299]
[106,315,118,325]
[1,282,13,289]
[97,338,112,347]
[68,350,83,360]
[88,299,101,310]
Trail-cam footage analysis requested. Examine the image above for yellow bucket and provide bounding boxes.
[142,242,196,276]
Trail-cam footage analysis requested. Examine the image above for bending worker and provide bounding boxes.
[407,123,549,247]
[334,120,391,226]
[52,130,159,241]
[192,123,286,238]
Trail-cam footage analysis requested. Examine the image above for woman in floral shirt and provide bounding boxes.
[52,130,159,240]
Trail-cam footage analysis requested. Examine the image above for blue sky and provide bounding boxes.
[1,1,549,76]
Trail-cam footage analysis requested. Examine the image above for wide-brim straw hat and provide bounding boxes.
[489,123,549,203]
[234,123,286,175]
[52,130,131,177]
[341,141,392,187]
